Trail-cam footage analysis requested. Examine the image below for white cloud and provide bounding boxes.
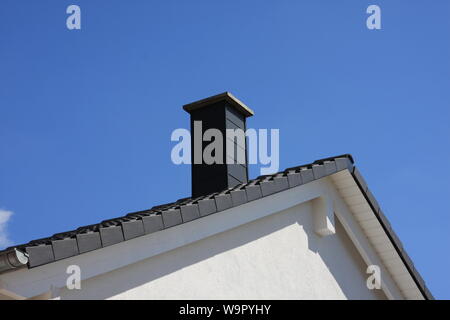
[0,209,13,249]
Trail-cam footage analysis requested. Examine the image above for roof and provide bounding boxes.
[0,154,433,299]
[183,92,255,117]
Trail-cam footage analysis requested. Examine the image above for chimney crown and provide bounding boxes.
[183,92,254,117]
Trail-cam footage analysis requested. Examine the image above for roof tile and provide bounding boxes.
[180,204,201,222]
[99,226,124,247]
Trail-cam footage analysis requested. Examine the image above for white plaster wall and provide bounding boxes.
[58,201,386,300]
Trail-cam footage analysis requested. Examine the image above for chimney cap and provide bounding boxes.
[183,92,254,117]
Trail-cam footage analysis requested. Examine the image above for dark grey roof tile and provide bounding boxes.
[300,168,314,184]
[180,204,200,222]
[335,157,353,171]
[424,285,434,300]
[245,184,262,201]
[162,209,182,228]
[260,180,277,196]
[287,171,302,188]
[353,167,368,192]
[121,220,145,240]
[324,161,337,175]
[365,189,380,213]
[230,189,248,206]
[312,164,326,179]
[99,226,124,247]
[76,232,102,254]
[215,193,233,211]
[142,214,164,234]
[52,238,79,261]
[273,176,289,192]
[26,245,54,268]
[197,198,217,216]
[377,209,392,231]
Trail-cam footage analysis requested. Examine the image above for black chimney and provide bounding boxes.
[183,92,254,198]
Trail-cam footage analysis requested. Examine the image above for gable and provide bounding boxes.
[0,155,432,299]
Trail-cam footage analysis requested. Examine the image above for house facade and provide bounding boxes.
[0,93,432,300]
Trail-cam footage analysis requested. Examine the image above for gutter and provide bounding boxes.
[0,249,28,274]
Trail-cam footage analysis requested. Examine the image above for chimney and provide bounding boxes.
[183,92,254,198]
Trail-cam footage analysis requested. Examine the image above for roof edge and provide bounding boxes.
[350,166,434,300]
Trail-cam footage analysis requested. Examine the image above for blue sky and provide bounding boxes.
[0,1,449,299]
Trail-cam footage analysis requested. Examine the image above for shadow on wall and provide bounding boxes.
[59,201,386,299]
[310,218,386,300]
